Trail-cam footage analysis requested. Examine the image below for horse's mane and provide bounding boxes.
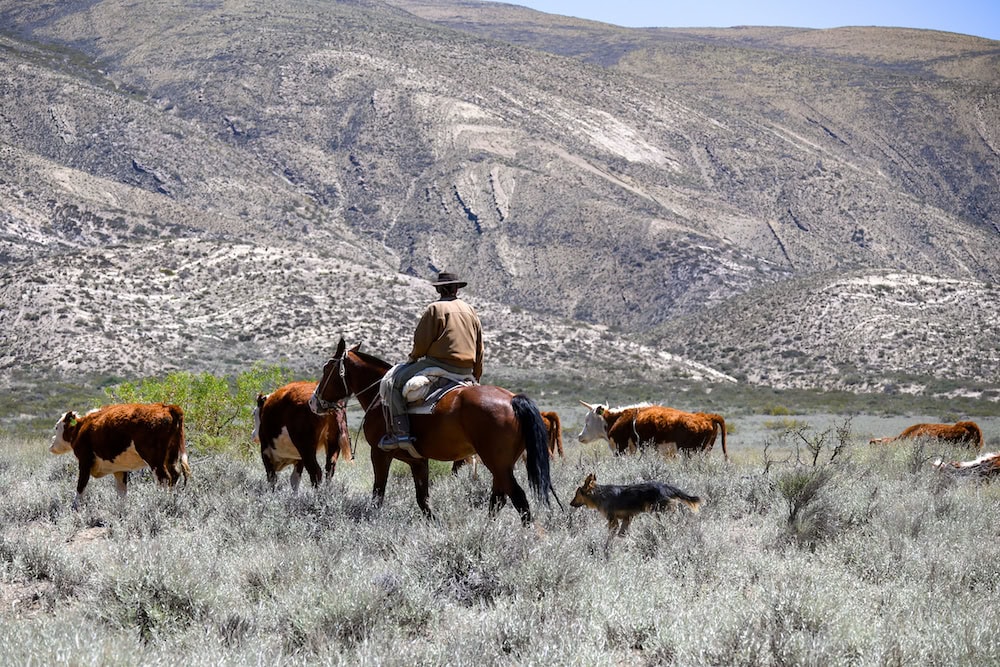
[350,347,393,372]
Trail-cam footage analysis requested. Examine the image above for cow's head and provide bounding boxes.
[49,411,78,455]
[570,473,598,508]
[577,400,611,447]
[251,393,268,444]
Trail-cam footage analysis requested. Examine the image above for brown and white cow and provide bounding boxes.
[869,421,983,449]
[50,403,190,509]
[252,381,352,491]
[932,451,1000,478]
[577,401,728,461]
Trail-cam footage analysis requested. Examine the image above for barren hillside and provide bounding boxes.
[1,0,998,398]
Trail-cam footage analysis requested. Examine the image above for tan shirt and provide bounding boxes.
[409,297,484,379]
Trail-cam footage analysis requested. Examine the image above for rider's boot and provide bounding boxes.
[379,413,420,458]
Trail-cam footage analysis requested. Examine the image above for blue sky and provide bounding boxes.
[509,0,1000,42]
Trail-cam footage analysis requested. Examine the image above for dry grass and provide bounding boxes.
[3,423,999,665]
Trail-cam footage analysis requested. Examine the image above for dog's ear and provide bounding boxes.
[584,472,596,489]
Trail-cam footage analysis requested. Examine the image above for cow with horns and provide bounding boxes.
[577,401,728,461]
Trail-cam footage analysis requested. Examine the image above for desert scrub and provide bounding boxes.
[3,423,1000,665]
[104,364,294,457]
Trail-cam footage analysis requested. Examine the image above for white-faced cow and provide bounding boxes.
[869,421,983,449]
[577,401,728,461]
[50,403,190,509]
[252,381,352,491]
[932,451,1000,478]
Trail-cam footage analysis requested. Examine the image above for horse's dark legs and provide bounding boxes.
[371,450,392,507]
[490,470,532,525]
[410,459,433,518]
[508,478,532,525]
[489,490,507,515]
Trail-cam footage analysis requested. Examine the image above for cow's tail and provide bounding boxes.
[710,414,728,462]
[549,412,564,457]
[512,394,562,510]
[172,405,191,486]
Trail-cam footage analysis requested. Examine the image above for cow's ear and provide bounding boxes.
[596,406,604,415]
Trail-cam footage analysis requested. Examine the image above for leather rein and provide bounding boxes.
[313,354,384,457]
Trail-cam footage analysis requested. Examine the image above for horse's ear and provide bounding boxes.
[334,337,346,358]
[349,343,361,352]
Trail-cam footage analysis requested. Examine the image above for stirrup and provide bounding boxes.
[378,435,421,458]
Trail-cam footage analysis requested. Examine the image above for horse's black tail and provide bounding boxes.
[512,394,561,509]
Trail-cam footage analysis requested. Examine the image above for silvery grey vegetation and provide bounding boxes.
[1,0,998,400]
[2,431,999,665]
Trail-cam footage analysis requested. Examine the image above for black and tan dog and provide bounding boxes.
[570,472,701,535]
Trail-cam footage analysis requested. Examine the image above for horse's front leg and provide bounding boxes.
[370,449,393,508]
[410,459,433,519]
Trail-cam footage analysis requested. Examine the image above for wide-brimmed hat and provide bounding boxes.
[431,272,467,288]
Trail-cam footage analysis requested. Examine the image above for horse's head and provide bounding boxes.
[310,338,349,415]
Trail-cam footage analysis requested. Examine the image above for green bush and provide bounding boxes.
[104,364,294,457]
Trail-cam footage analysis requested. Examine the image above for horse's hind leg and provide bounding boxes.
[493,469,531,525]
[489,488,507,515]
[410,459,433,518]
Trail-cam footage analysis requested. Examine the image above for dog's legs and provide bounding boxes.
[618,516,633,536]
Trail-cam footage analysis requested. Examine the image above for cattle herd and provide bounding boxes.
[48,383,996,510]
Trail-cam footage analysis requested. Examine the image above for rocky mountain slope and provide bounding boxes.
[1,0,998,398]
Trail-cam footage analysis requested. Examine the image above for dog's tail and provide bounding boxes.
[670,486,701,513]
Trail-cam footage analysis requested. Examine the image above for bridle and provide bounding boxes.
[312,352,390,456]
[313,355,350,415]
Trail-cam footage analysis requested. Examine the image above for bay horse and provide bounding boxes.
[310,338,556,523]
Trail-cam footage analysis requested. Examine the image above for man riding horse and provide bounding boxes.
[379,271,484,456]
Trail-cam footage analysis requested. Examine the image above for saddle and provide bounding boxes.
[381,366,477,415]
